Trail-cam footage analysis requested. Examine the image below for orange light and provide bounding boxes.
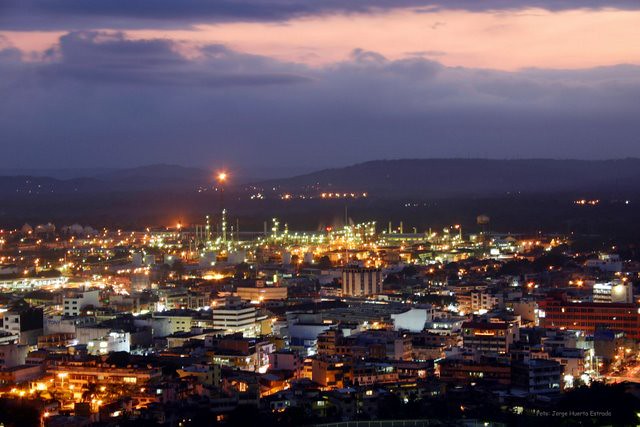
[217,172,228,182]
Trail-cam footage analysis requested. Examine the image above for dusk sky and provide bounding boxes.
[1,1,639,174]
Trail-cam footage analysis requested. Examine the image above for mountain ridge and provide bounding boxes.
[254,158,640,198]
[2,159,640,198]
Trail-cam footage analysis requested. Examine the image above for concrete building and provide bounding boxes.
[86,331,131,355]
[236,286,287,302]
[439,358,511,385]
[461,320,519,355]
[0,344,28,368]
[2,306,43,345]
[269,351,302,376]
[212,305,259,336]
[593,280,633,304]
[63,289,100,316]
[585,254,623,272]
[511,358,562,395]
[342,268,383,297]
[145,312,194,337]
[390,307,433,332]
[157,289,208,311]
[539,297,640,340]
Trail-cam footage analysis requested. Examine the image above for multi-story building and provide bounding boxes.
[63,289,100,317]
[461,320,518,354]
[352,362,398,386]
[342,268,383,297]
[439,357,511,385]
[593,281,633,304]
[86,331,131,355]
[236,285,287,302]
[157,289,208,311]
[206,333,274,372]
[469,290,501,314]
[48,360,162,389]
[212,305,259,336]
[269,351,302,376]
[538,297,640,339]
[511,358,562,395]
[0,344,28,368]
[311,357,352,388]
[585,254,622,272]
[2,306,43,345]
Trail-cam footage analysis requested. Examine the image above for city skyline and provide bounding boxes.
[1,1,640,170]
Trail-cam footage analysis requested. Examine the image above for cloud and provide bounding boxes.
[1,0,639,30]
[35,31,309,87]
[0,31,639,170]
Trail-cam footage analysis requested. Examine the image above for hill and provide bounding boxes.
[0,164,211,195]
[256,159,640,198]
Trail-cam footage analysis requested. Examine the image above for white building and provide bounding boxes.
[212,306,259,336]
[593,281,633,304]
[390,308,432,332]
[3,307,43,345]
[87,331,131,355]
[63,289,100,316]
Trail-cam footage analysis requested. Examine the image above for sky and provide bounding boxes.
[1,1,640,174]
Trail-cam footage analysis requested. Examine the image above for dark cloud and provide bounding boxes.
[36,31,309,87]
[0,32,639,170]
[0,0,638,30]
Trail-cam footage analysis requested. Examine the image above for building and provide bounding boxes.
[286,312,336,355]
[146,311,194,337]
[236,286,287,302]
[390,307,432,332]
[311,357,351,388]
[511,358,562,396]
[269,351,302,376]
[585,254,623,272]
[342,268,383,297]
[593,281,633,304]
[439,357,511,385]
[2,306,43,345]
[206,333,274,373]
[63,289,100,316]
[461,320,518,354]
[86,331,131,355]
[538,297,640,339]
[336,330,413,361]
[458,290,501,315]
[48,360,162,389]
[0,344,28,368]
[212,305,259,336]
[352,362,398,385]
[157,289,208,311]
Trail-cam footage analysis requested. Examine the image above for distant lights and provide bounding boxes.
[574,199,599,206]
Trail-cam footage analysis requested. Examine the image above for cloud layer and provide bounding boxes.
[1,0,639,30]
[0,31,639,170]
